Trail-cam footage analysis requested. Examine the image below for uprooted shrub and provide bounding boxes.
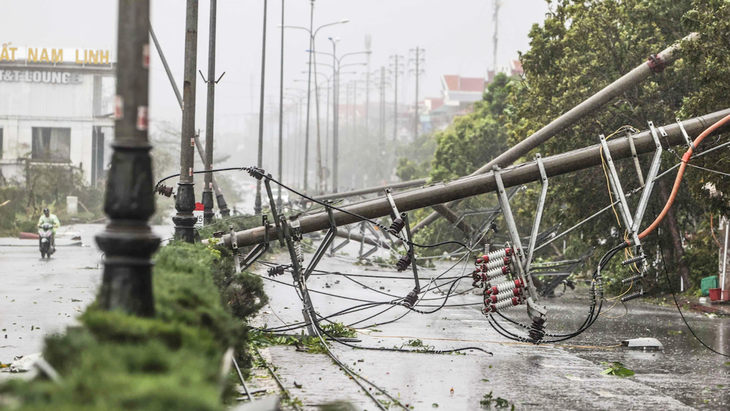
[0,241,267,410]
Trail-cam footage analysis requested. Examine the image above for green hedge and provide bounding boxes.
[0,241,267,410]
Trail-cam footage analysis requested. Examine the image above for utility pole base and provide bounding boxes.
[174,182,197,243]
[202,190,215,225]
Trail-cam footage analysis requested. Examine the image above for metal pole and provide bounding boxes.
[312,51,324,193]
[302,0,315,193]
[723,216,729,291]
[393,55,398,142]
[173,0,199,243]
[277,0,285,205]
[217,108,730,248]
[202,0,218,225]
[254,0,268,215]
[414,47,419,140]
[324,77,330,191]
[332,40,339,192]
[97,0,159,315]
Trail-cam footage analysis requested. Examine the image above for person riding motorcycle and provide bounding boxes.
[37,208,60,252]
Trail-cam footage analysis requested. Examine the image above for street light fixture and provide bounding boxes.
[280,13,348,192]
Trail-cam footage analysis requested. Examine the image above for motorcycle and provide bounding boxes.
[38,223,55,258]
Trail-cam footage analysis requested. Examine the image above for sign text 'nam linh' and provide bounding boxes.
[0,44,111,65]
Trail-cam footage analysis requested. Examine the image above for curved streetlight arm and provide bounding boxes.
[313,19,348,37]
[338,50,372,64]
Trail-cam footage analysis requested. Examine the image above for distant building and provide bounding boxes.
[416,59,524,134]
[0,45,115,186]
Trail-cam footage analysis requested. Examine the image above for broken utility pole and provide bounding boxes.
[174,0,199,243]
[217,108,730,248]
[314,33,698,239]
[96,0,159,316]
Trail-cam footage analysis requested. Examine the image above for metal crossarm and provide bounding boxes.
[526,155,548,271]
[263,178,285,246]
[231,215,270,276]
[304,208,338,280]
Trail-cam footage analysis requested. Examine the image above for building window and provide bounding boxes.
[32,127,71,162]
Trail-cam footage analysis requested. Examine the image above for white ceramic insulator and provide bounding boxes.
[493,280,520,294]
[493,288,520,302]
[485,274,507,288]
[483,257,511,271]
[484,266,509,281]
[484,247,512,261]
[491,298,519,312]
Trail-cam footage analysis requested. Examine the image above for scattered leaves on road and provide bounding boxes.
[600,361,635,377]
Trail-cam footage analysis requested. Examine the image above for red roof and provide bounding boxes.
[425,97,444,111]
[443,75,459,91]
[443,75,485,92]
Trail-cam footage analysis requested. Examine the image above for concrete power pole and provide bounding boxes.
[365,35,371,136]
[254,0,268,215]
[409,47,424,141]
[389,54,402,142]
[380,66,386,145]
[492,0,500,70]
[202,0,219,225]
[97,0,159,316]
[173,0,199,243]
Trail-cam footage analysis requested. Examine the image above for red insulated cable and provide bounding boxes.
[629,113,730,245]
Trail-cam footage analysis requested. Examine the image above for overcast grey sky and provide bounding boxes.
[1,0,551,135]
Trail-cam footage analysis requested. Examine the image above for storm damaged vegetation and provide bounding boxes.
[0,241,267,410]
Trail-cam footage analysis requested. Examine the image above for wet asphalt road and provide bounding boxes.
[2,224,728,409]
[252,240,730,410]
[0,224,173,365]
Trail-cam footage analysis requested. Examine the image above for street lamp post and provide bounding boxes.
[254,0,269,216]
[277,0,285,205]
[281,16,348,193]
[322,43,371,193]
[96,0,159,316]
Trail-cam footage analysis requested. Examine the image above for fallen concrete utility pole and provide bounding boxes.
[316,34,697,233]
[218,107,730,248]
[149,23,230,218]
[313,177,428,201]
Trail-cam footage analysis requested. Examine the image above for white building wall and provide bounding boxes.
[0,71,108,184]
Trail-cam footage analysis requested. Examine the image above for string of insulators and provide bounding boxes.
[478,257,512,272]
[155,184,174,197]
[472,265,511,287]
[294,241,304,263]
[396,254,412,272]
[389,217,405,235]
[621,289,645,302]
[475,248,513,264]
[488,297,521,312]
[486,279,524,295]
[486,287,523,304]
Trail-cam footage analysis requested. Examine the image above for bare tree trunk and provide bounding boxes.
[658,180,691,290]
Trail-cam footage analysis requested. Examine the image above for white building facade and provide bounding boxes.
[0,45,115,186]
